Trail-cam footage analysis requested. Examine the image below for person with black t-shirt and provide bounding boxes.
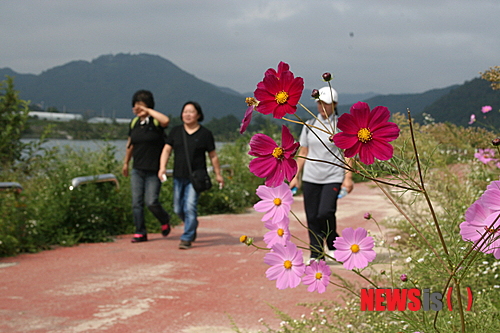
[122,90,171,243]
[158,101,224,249]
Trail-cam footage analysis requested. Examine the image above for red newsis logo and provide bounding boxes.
[360,288,473,311]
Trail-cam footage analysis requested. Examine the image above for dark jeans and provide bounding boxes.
[131,168,170,235]
[302,181,341,259]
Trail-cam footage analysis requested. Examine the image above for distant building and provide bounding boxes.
[87,117,130,124]
[29,111,83,122]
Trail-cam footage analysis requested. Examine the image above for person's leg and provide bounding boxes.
[302,181,324,259]
[131,168,147,241]
[180,181,200,244]
[144,171,171,236]
[317,183,341,251]
[173,177,187,222]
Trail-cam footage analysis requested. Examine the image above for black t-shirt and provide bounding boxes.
[166,125,216,179]
[129,116,167,172]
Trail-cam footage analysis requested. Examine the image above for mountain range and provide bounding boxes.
[1,53,499,129]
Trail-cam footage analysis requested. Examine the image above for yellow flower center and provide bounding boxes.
[272,147,284,159]
[284,260,292,269]
[277,228,284,237]
[484,226,499,234]
[245,97,258,106]
[273,198,282,206]
[239,235,247,243]
[350,244,360,253]
[275,91,289,104]
[357,128,372,143]
[315,272,323,280]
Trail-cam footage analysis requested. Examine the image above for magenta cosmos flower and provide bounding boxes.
[333,227,376,270]
[249,125,299,187]
[333,102,400,165]
[302,259,331,293]
[264,241,305,289]
[263,217,291,248]
[254,62,304,119]
[474,148,496,164]
[254,182,293,222]
[240,97,259,134]
[482,105,493,113]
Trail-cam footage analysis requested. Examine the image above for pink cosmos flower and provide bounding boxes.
[254,62,304,119]
[333,102,400,165]
[482,105,493,113]
[482,187,500,213]
[459,201,500,259]
[474,148,496,164]
[302,259,331,293]
[263,217,291,248]
[468,114,476,124]
[264,241,305,289]
[254,182,293,222]
[333,227,376,270]
[248,125,300,187]
[487,180,500,191]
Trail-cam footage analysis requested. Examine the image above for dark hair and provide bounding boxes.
[181,101,204,122]
[131,90,155,109]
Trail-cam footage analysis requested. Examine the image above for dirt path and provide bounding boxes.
[0,182,398,333]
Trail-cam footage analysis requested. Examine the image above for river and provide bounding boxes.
[21,139,226,162]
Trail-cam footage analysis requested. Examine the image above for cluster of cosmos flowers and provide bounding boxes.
[240,62,401,292]
[240,61,499,294]
[468,105,494,124]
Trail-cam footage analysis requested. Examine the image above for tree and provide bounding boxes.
[0,76,30,169]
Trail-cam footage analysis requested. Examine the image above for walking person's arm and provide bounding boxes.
[122,137,133,177]
[208,150,224,188]
[158,144,172,181]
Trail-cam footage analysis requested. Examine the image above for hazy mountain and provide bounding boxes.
[1,53,498,130]
[336,85,459,116]
[0,53,247,121]
[415,78,500,128]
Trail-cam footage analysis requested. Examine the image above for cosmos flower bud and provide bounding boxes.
[240,235,253,246]
[380,269,386,275]
[364,212,372,220]
[492,137,500,146]
[400,274,408,282]
[322,72,332,81]
[311,89,320,99]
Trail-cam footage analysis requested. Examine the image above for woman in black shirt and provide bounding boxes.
[158,101,223,249]
[122,90,171,243]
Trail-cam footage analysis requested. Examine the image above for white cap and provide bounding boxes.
[316,86,338,104]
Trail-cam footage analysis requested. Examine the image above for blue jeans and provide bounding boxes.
[173,177,200,242]
[131,168,170,235]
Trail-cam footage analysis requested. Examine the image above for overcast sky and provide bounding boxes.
[1,0,499,98]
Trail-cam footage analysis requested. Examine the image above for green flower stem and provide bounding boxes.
[374,181,452,276]
[351,268,379,289]
[327,280,360,298]
[407,109,450,258]
[371,216,395,286]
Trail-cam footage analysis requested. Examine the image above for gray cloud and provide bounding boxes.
[1,0,499,96]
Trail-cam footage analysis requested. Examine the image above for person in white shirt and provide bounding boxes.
[289,86,353,260]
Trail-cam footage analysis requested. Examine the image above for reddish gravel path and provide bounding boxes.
[0,182,397,333]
